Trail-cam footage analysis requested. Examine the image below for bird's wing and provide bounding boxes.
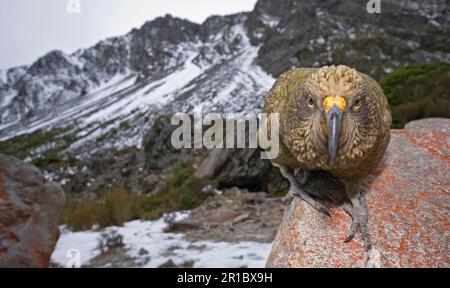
[361,73,392,132]
[359,72,392,173]
[260,68,317,168]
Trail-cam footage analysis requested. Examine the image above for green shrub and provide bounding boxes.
[31,150,62,168]
[114,146,139,157]
[381,62,450,128]
[119,121,130,130]
[178,175,214,210]
[0,129,58,159]
[136,163,217,220]
[0,126,78,169]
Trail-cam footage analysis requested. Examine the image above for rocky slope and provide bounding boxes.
[0,0,448,164]
[266,118,449,268]
[0,154,65,267]
[250,0,449,77]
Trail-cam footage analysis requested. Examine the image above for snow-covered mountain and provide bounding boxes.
[0,13,273,155]
[0,0,448,159]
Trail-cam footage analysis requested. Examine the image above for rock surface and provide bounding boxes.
[167,187,284,243]
[266,118,450,268]
[0,154,65,267]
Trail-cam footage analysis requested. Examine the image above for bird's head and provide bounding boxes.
[284,65,381,166]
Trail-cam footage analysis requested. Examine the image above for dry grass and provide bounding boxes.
[62,187,138,231]
[62,163,218,231]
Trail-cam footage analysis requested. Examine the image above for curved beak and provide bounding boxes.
[323,96,346,165]
[326,104,342,165]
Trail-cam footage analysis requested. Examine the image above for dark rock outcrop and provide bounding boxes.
[143,115,288,192]
[143,115,195,172]
[0,155,65,267]
[266,118,450,268]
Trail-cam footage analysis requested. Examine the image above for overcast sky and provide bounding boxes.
[0,0,257,69]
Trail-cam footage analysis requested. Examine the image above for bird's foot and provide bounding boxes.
[282,187,331,218]
[342,195,372,251]
[279,167,331,217]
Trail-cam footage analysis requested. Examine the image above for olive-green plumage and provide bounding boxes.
[261,65,391,251]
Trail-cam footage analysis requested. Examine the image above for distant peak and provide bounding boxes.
[28,50,74,75]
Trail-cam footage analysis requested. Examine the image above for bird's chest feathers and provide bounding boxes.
[282,123,377,176]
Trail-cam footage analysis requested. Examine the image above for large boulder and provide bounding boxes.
[0,154,65,267]
[194,147,286,192]
[266,118,450,268]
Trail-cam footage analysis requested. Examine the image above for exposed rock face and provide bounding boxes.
[250,0,449,77]
[266,118,450,268]
[0,155,65,267]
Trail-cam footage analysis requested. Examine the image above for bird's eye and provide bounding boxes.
[353,96,362,110]
[307,96,315,108]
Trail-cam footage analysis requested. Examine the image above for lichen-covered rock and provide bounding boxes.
[266,118,450,268]
[0,154,65,267]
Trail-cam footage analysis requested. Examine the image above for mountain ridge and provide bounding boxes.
[0,0,448,161]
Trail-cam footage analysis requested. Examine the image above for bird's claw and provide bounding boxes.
[318,207,332,218]
[343,218,359,243]
[343,199,372,251]
[283,188,331,217]
[279,167,331,217]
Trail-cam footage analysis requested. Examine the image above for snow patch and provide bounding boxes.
[51,212,272,268]
[51,227,103,267]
